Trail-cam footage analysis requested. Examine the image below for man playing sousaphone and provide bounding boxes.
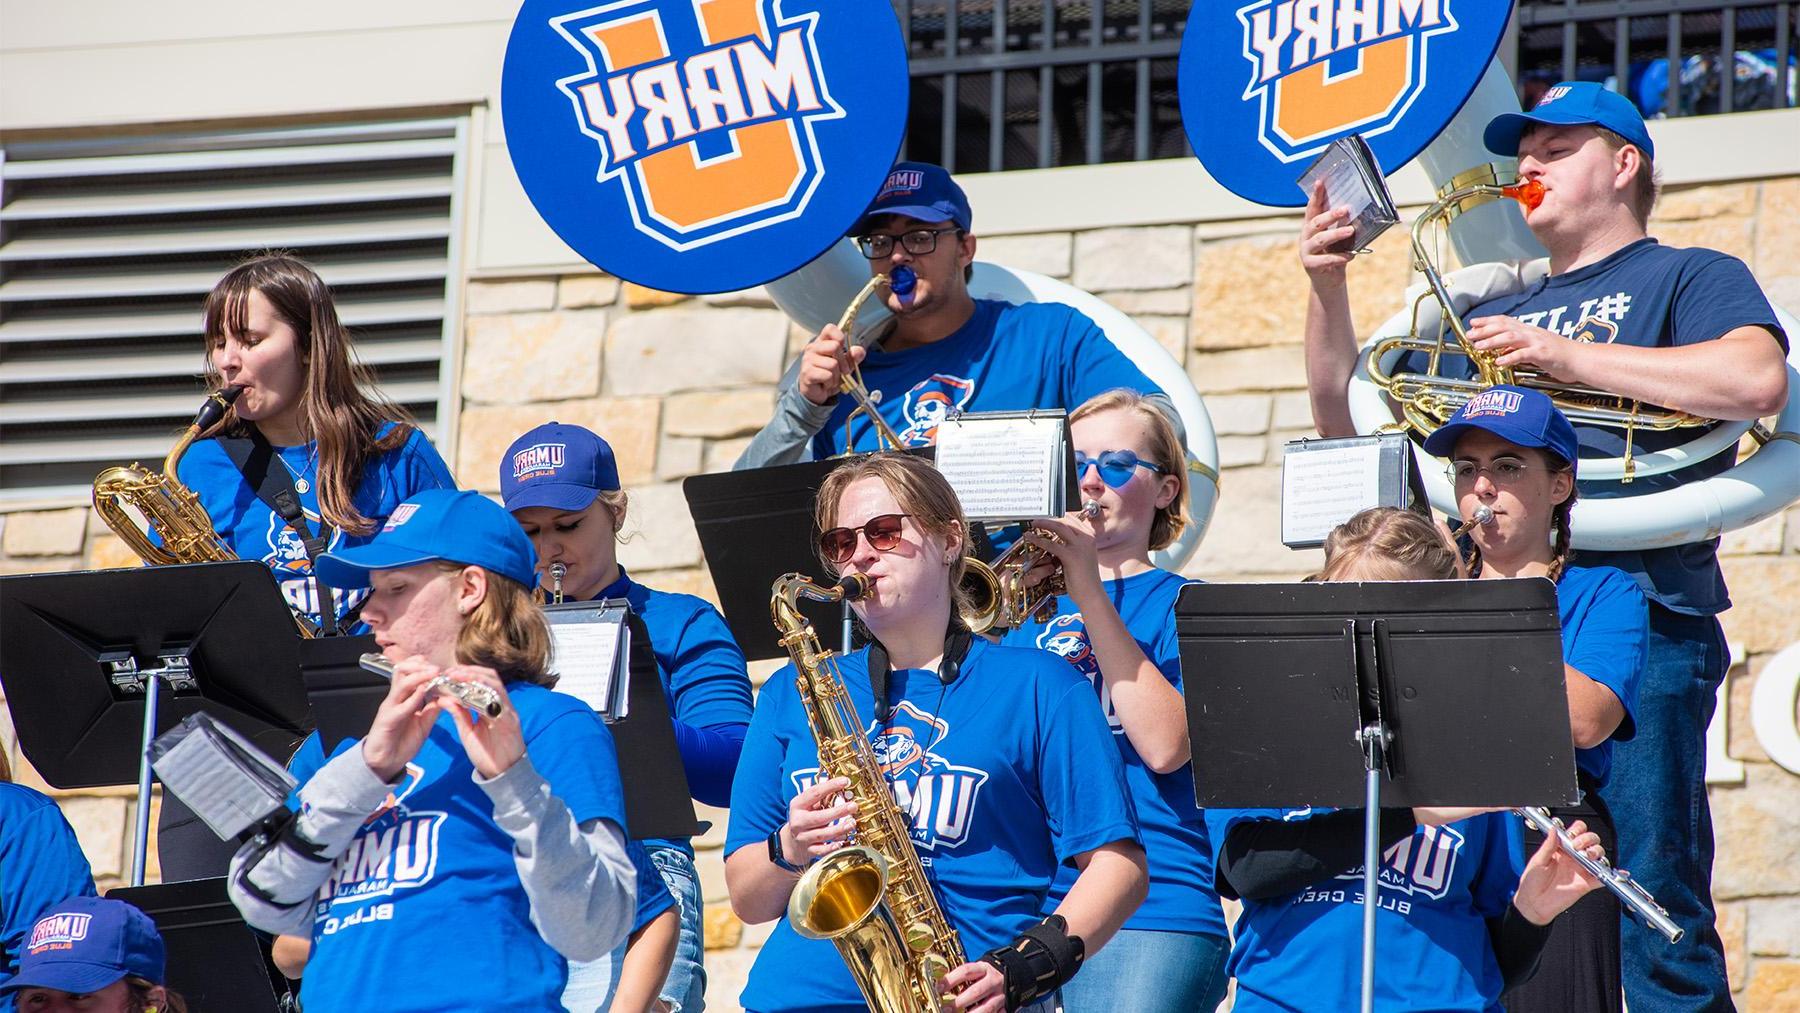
[1298,82,1788,1012]
[736,161,1173,468]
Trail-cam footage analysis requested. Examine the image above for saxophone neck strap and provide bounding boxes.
[216,428,342,633]
[867,625,973,724]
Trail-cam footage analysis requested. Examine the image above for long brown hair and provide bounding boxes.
[1319,507,1462,582]
[434,563,557,687]
[1069,388,1189,550]
[201,253,416,536]
[814,452,972,621]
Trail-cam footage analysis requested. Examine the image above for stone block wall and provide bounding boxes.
[2,176,1798,1009]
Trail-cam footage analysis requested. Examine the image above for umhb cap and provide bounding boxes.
[1,896,164,996]
[1484,81,1655,161]
[854,161,972,234]
[1422,385,1582,475]
[315,489,538,590]
[499,422,621,514]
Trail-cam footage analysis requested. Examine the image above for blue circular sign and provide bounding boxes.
[503,0,909,294]
[1178,1,1511,207]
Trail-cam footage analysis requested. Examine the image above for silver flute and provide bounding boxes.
[549,561,567,604]
[1515,806,1684,943]
[359,652,505,720]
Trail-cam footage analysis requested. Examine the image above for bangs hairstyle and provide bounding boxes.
[202,253,417,536]
[1319,507,1461,582]
[1070,388,1189,550]
[433,562,557,687]
[814,452,972,621]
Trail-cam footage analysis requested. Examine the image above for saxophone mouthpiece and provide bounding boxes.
[889,265,917,307]
[1472,505,1495,526]
[193,385,244,431]
[835,573,873,601]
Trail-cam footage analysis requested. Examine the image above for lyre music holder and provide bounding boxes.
[1175,578,1577,1013]
[0,562,311,886]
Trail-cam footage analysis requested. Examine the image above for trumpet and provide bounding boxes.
[1515,806,1683,943]
[358,652,505,720]
[959,500,1101,634]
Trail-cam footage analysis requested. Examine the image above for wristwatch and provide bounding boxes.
[768,824,805,874]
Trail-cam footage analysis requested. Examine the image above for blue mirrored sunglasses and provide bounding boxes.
[1074,450,1164,489]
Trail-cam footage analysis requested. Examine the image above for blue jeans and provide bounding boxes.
[1599,607,1734,1012]
[1058,928,1230,1013]
[560,846,705,1013]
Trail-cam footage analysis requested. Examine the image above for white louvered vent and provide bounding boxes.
[0,119,464,499]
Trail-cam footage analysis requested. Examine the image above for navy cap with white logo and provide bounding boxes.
[315,489,538,590]
[853,161,972,235]
[500,422,620,514]
[1,896,164,996]
[1422,385,1581,475]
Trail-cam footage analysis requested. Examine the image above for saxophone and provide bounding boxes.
[772,572,964,1013]
[92,387,243,566]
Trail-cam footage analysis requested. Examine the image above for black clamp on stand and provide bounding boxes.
[0,562,312,887]
[1175,577,1578,1013]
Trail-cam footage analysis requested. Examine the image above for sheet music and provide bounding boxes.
[1282,441,1386,546]
[150,714,294,841]
[551,619,625,717]
[934,415,1063,520]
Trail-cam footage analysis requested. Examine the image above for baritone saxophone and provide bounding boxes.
[772,572,964,1013]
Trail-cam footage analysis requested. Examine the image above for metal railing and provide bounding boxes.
[899,1,1799,173]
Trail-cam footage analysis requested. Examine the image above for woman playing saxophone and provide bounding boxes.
[725,452,1146,1013]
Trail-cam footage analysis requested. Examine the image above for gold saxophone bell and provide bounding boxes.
[1365,175,1710,481]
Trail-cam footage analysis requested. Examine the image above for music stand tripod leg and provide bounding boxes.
[131,671,160,887]
[1357,722,1389,1013]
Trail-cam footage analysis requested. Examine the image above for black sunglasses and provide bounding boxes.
[818,513,912,564]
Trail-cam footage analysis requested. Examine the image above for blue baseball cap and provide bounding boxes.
[500,422,620,514]
[1,896,164,995]
[1422,385,1581,475]
[853,161,972,235]
[1485,81,1655,161]
[315,489,538,590]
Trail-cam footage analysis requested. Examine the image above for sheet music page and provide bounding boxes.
[1282,441,1386,546]
[551,619,623,716]
[934,416,1062,520]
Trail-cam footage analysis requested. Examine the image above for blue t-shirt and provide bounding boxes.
[1557,565,1647,787]
[627,838,676,934]
[1207,807,1524,1013]
[1002,568,1227,939]
[591,569,754,830]
[1400,239,1787,615]
[725,638,1140,1013]
[175,423,455,631]
[813,299,1163,458]
[289,683,628,1013]
[0,784,97,1008]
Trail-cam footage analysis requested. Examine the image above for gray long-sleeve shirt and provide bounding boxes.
[226,742,636,964]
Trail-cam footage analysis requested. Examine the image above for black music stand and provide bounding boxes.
[108,878,287,1013]
[1175,578,1577,1013]
[0,563,311,886]
[684,449,933,661]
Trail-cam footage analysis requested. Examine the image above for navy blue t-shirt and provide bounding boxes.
[1399,239,1787,614]
[0,785,97,1009]
[1556,565,1647,786]
[725,638,1140,1013]
[813,299,1162,458]
[1002,568,1228,939]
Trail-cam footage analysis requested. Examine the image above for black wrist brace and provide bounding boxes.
[979,914,1085,1010]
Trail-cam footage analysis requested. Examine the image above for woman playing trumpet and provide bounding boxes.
[999,389,1228,1013]
[226,489,639,1013]
[725,452,1147,1012]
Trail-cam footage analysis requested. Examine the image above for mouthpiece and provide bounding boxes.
[835,573,873,601]
[889,265,917,307]
[1080,499,1102,518]
[1472,505,1495,526]
[193,386,244,431]
[549,561,567,604]
[1503,179,1545,211]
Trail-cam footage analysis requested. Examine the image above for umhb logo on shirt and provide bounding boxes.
[26,912,90,952]
[795,701,991,852]
[318,762,447,910]
[897,374,976,445]
[1338,823,1468,901]
[1237,0,1456,161]
[512,441,567,482]
[1513,291,1635,340]
[262,514,361,620]
[550,0,844,252]
[1036,614,1121,733]
[1461,388,1522,419]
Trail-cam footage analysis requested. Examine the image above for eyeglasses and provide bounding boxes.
[818,513,913,564]
[854,227,961,260]
[1446,459,1554,485]
[1075,450,1164,489]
